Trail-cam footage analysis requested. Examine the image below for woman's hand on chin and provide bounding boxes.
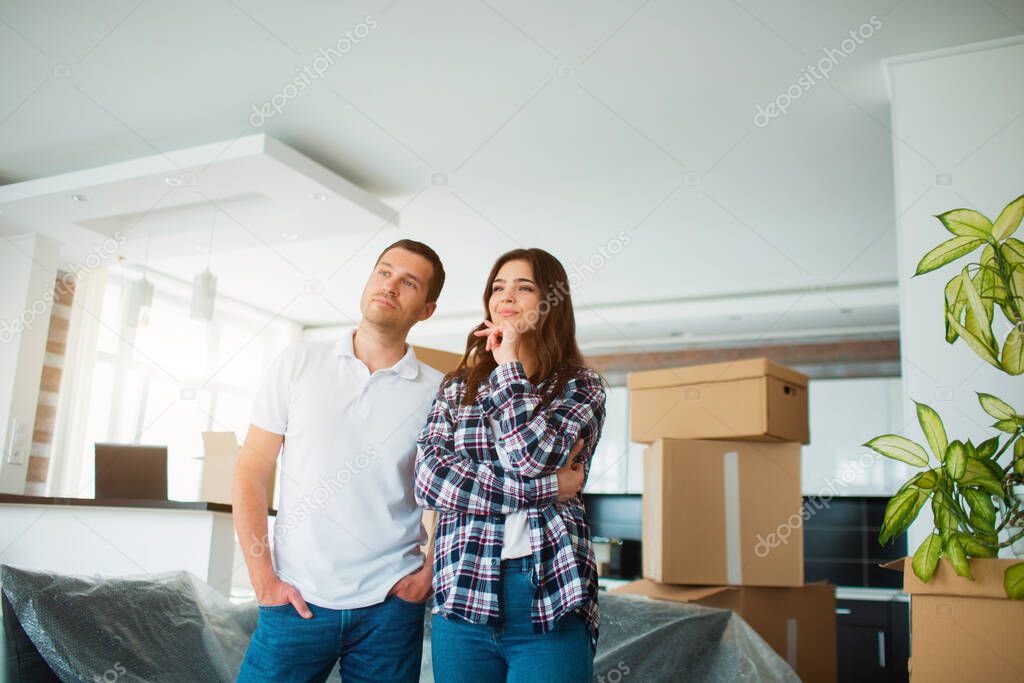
[473,319,520,366]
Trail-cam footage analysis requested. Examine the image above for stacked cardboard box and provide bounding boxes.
[196,431,276,505]
[615,358,837,682]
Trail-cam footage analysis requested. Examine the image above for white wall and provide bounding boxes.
[0,233,59,493]
[887,36,1024,553]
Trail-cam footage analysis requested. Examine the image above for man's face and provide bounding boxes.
[360,247,437,332]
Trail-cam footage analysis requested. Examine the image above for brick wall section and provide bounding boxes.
[24,271,74,495]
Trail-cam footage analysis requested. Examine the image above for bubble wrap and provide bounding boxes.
[3,565,797,682]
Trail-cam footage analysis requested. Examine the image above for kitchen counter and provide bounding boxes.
[0,494,274,597]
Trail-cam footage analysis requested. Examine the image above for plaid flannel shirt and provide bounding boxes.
[414,361,607,643]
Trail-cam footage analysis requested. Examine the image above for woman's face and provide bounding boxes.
[489,259,543,332]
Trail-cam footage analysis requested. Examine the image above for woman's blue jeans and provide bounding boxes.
[430,556,593,683]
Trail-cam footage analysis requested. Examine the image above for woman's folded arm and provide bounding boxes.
[488,362,607,478]
[414,383,558,515]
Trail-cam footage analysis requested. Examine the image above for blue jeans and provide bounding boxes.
[237,595,424,683]
[431,557,593,683]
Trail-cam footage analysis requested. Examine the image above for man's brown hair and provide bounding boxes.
[375,239,446,303]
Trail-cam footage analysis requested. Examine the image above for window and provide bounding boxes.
[63,265,298,501]
[587,386,645,493]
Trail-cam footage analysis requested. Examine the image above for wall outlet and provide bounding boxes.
[6,419,27,465]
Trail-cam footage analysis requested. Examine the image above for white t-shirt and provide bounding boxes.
[249,333,442,609]
[489,416,532,559]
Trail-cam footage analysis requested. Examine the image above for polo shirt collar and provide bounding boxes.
[334,331,419,380]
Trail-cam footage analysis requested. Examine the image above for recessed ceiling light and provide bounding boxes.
[310,192,327,201]
[196,244,210,252]
[71,194,88,202]
[281,231,300,241]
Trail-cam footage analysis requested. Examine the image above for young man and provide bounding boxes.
[233,239,446,683]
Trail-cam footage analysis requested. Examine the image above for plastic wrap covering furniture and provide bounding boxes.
[3,565,798,682]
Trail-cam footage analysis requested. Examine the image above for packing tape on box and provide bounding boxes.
[786,617,798,667]
[723,450,742,585]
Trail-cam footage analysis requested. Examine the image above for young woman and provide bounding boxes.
[414,248,607,683]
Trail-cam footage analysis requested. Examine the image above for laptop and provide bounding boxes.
[94,443,168,500]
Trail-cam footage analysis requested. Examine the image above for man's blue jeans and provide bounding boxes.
[430,556,593,683]
[237,594,424,683]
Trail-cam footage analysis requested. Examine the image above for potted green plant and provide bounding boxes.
[864,192,1024,598]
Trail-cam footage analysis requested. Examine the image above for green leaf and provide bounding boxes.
[944,274,968,343]
[994,419,1020,434]
[975,246,1007,299]
[961,265,997,349]
[1001,239,1024,313]
[932,495,958,535]
[958,532,998,558]
[1005,238,1024,265]
[962,488,996,531]
[961,458,1005,496]
[978,393,1017,420]
[936,209,993,240]
[965,439,978,460]
[916,236,986,275]
[864,435,930,467]
[944,440,967,480]
[980,455,1006,481]
[1008,264,1024,314]
[915,402,948,462]
[1004,243,1024,266]
[945,535,973,579]
[916,468,941,489]
[1006,563,1024,599]
[880,487,930,545]
[946,312,1001,367]
[993,194,1024,241]
[977,530,999,546]
[912,534,943,583]
[1015,439,1024,475]
[976,436,999,459]
[1002,326,1024,375]
[964,302,991,347]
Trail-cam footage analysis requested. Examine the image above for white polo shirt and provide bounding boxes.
[249,333,443,609]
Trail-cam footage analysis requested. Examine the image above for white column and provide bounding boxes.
[0,233,59,493]
[887,36,1024,552]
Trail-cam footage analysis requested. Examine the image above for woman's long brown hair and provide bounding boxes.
[446,248,588,407]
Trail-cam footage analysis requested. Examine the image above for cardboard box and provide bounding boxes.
[612,579,836,683]
[628,358,809,444]
[197,432,276,506]
[884,557,1024,682]
[644,438,803,586]
[412,345,463,375]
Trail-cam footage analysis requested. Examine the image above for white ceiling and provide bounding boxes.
[1,0,1022,352]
